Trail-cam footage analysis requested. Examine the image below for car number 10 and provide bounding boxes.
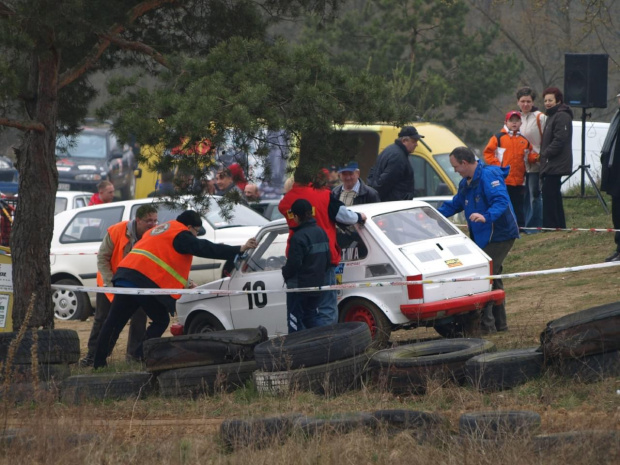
[242,281,267,309]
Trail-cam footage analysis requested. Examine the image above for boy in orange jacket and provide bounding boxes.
[483,111,539,227]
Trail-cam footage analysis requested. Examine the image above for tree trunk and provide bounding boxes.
[11,46,60,330]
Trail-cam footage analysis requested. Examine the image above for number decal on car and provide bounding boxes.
[242,281,268,309]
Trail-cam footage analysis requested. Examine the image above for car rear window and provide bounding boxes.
[373,206,457,245]
[60,206,124,243]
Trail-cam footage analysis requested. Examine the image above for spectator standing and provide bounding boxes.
[601,91,620,262]
[244,183,261,202]
[540,87,573,229]
[439,147,519,334]
[278,170,366,329]
[215,167,248,205]
[79,204,158,367]
[147,171,175,197]
[88,181,115,206]
[483,111,539,227]
[367,126,422,201]
[517,87,546,233]
[331,161,380,206]
[228,163,248,191]
[281,199,331,332]
[93,211,257,368]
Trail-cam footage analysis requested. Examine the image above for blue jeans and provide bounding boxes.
[317,267,338,326]
[524,172,542,232]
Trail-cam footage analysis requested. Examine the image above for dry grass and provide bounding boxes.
[1,197,619,463]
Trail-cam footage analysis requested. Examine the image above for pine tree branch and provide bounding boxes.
[58,0,179,89]
[98,33,169,68]
[0,117,45,132]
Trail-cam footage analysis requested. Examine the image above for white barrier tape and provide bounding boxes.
[51,261,620,296]
[453,224,620,233]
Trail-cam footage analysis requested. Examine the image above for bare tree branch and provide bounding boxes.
[0,117,45,132]
[58,0,180,89]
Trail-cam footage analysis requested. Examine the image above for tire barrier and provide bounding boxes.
[458,410,541,440]
[144,327,267,373]
[220,414,304,450]
[549,349,620,383]
[465,348,544,392]
[369,338,496,394]
[60,372,155,404]
[0,329,80,365]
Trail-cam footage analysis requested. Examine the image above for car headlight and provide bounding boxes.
[75,173,102,181]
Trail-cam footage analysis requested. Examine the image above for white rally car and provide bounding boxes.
[174,200,504,343]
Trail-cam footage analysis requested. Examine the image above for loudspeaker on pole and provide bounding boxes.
[564,53,608,108]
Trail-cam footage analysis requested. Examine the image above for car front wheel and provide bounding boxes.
[339,298,391,347]
[52,278,92,321]
[186,312,225,334]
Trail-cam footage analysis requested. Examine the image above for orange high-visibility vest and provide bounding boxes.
[118,220,192,298]
[96,221,130,302]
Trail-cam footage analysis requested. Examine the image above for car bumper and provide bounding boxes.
[400,289,505,321]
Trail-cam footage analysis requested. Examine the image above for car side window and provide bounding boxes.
[60,206,124,243]
[75,197,88,209]
[336,226,368,262]
[244,229,288,272]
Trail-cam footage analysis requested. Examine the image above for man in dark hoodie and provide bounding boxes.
[540,87,574,229]
[281,198,331,333]
[601,91,620,262]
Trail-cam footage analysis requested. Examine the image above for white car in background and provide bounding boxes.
[55,191,92,215]
[174,200,503,343]
[51,197,267,321]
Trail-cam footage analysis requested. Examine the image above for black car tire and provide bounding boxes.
[254,322,372,372]
[550,349,620,383]
[220,414,303,450]
[143,327,267,373]
[369,338,496,394]
[52,278,93,321]
[186,312,225,334]
[157,361,257,397]
[60,372,155,404]
[0,329,80,365]
[371,409,448,435]
[458,411,541,439]
[540,301,620,359]
[293,413,376,437]
[339,298,392,347]
[532,430,620,452]
[465,347,544,392]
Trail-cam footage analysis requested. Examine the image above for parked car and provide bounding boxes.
[249,199,284,221]
[55,191,92,215]
[0,156,19,196]
[51,197,268,321]
[175,200,504,343]
[55,124,137,199]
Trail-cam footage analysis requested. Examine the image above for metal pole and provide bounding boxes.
[580,108,587,197]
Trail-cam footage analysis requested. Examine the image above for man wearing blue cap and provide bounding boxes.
[331,161,380,206]
[368,125,423,201]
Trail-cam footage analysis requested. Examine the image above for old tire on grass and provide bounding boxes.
[60,372,155,404]
[144,327,267,373]
[459,411,541,439]
[339,298,392,347]
[0,329,80,365]
[550,349,620,383]
[157,361,256,397]
[369,338,496,394]
[220,414,303,450]
[540,301,620,359]
[532,430,620,452]
[254,322,372,372]
[293,413,376,438]
[2,363,71,383]
[465,347,544,392]
[253,353,369,396]
[371,409,448,437]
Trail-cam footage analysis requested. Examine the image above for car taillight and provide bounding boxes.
[170,323,184,336]
[406,274,423,300]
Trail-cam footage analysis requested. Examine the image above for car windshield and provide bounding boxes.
[434,153,461,187]
[372,206,457,245]
[56,133,107,159]
[55,198,68,215]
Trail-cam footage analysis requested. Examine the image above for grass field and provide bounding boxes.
[2,196,619,464]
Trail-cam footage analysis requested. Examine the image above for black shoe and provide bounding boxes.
[78,355,94,368]
[605,251,620,262]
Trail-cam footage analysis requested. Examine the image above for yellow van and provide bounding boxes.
[335,123,465,197]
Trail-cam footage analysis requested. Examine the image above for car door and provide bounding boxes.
[229,225,289,336]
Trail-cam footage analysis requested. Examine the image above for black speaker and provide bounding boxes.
[564,53,608,108]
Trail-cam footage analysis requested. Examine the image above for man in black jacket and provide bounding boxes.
[367,126,423,201]
[331,161,380,206]
[281,199,331,332]
[601,91,620,262]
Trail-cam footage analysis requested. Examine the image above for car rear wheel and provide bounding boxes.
[340,298,391,347]
[186,312,225,334]
[52,278,92,321]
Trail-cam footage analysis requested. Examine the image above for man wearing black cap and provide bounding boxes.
[601,91,620,262]
[368,126,424,201]
[93,210,258,368]
[281,199,331,332]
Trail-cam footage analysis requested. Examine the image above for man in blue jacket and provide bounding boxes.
[438,147,519,334]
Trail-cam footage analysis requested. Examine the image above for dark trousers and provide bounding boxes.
[542,175,566,228]
[86,293,147,360]
[506,185,526,228]
[93,289,171,368]
[481,239,515,332]
[613,197,620,252]
[286,290,322,333]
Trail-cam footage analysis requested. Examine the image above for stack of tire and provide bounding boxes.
[0,329,79,403]
[540,301,620,382]
[150,327,268,398]
[369,338,496,394]
[253,322,372,396]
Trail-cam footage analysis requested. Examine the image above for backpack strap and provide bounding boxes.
[495,132,503,149]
